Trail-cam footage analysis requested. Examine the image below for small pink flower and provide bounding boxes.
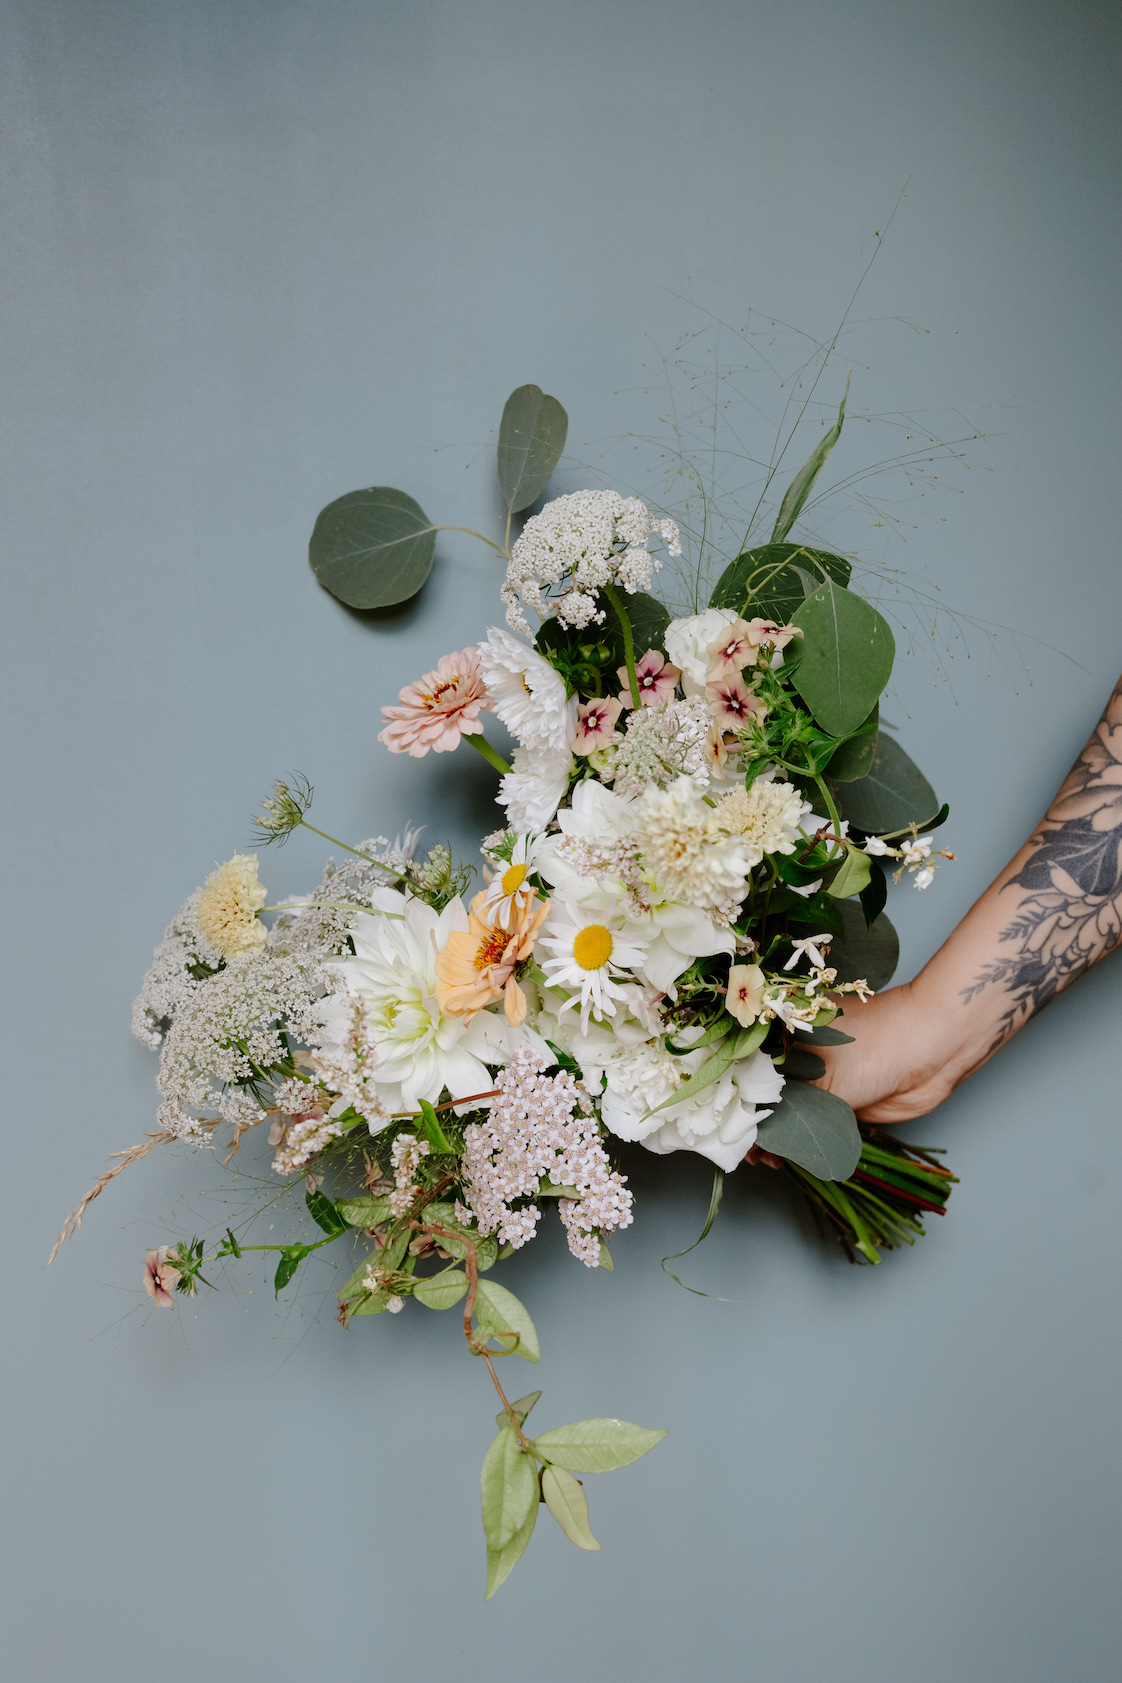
[377,647,494,758]
[706,617,803,681]
[617,648,681,708]
[574,696,623,754]
[144,1247,180,1308]
[706,675,767,732]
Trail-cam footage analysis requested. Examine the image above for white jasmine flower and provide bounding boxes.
[632,776,752,911]
[538,898,649,1030]
[784,934,833,972]
[665,609,739,697]
[864,835,892,856]
[710,776,813,866]
[319,888,512,1113]
[478,626,578,754]
[196,854,268,959]
[498,745,575,831]
[914,866,935,889]
[501,490,680,636]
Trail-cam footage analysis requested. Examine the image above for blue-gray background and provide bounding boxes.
[3,2,1120,1678]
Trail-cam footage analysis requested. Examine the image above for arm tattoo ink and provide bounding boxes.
[962,682,1122,1051]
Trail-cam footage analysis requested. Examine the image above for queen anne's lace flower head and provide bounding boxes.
[501,490,681,636]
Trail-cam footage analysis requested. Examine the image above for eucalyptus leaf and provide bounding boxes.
[826,706,879,781]
[771,383,848,543]
[475,1279,541,1362]
[601,589,671,658]
[780,1047,827,1081]
[412,1269,469,1311]
[791,578,896,737]
[831,732,940,835]
[497,385,568,514]
[827,846,873,900]
[831,901,900,990]
[484,1499,537,1600]
[532,1418,668,1475]
[542,1466,601,1552]
[801,1023,855,1047]
[480,1426,537,1552]
[309,487,436,609]
[709,543,851,619]
[859,857,888,926]
[754,1081,861,1180]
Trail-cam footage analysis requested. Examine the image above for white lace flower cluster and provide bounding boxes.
[389,1133,431,1217]
[456,1050,633,1265]
[131,889,222,1050]
[501,490,681,635]
[608,696,722,796]
[309,992,389,1130]
[155,954,330,1143]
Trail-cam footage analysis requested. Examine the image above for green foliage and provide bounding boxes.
[770,383,848,543]
[495,1392,542,1432]
[474,1279,541,1361]
[497,385,569,514]
[785,1129,958,1264]
[274,1244,312,1296]
[755,1081,862,1180]
[791,577,896,737]
[825,706,879,781]
[826,845,873,900]
[423,1202,498,1272]
[831,731,940,834]
[661,1166,725,1294]
[416,1099,455,1154]
[542,1466,600,1551]
[309,487,436,609]
[484,1496,537,1600]
[305,1188,348,1238]
[831,901,900,990]
[644,1020,768,1118]
[480,1425,538,1552]
[859,856,888,925]
[532,1418,668,1475]
[335,1193,393,1228]
[600,589,671,658]
[709,542,851,620]
[412,1269,469,1310]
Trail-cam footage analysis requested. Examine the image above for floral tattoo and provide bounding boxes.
[963,681,1122,1048]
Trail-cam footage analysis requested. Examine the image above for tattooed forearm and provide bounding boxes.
[962,680,1122,1051]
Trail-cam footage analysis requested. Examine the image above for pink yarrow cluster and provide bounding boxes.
[377,647,493,758]
[456,1049,633,1266]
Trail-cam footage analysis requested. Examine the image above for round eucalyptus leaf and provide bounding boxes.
[791,577,895,737]
[832,731,940,834]
[497,384,568,514]
[709,543,852,619]
[309,486,437,609]
[754,1081,861,1180]
[831,901,899,991]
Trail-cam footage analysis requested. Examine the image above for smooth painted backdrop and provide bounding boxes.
[2,3,1120,1679]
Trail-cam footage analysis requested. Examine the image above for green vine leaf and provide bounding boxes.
[542,1466,601,1551]
[484,1498,537,1600]
[532,1418,667,1474]
[412,1269,469,1311]
[480,1426,537,1552]
[474,1279,541,1362]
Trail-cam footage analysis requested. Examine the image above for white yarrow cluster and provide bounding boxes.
[501,490,681,635]
[456,1050,633,1265]
[273,1112,344,1176]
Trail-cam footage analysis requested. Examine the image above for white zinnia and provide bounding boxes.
[478,626,578,754]
[664,608,739,697]
[498,745,575,831]
[317,888,510,1113]
[632,776,752,911]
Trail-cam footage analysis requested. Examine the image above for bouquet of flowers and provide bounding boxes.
[55,383,957,1597]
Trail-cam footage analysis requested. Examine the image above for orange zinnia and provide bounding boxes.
[433,889,550,1026]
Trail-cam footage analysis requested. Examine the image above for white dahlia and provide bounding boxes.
[710,775,813,866]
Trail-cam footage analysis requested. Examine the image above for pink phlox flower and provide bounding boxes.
[706,617,803,681]
[574,696,623,754]
[617,648,681,708]
[705,674,767,732]
[143,1246,181,1308]
[377,647,493,758]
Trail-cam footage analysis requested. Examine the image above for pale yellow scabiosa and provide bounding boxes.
[196,853,268,958]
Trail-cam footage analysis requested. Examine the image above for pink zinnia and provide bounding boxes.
[706,675,767,732]
[144,1247,180,1308]
[574,696,623,754]
[377,647,493,758]
[617,648,681,708]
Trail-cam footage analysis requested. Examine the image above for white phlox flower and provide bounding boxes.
[497,745,575,832]
[478,626,578,754]
[317,887,512,1113]
[501,490,681,636]
[538,896,649,1031]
